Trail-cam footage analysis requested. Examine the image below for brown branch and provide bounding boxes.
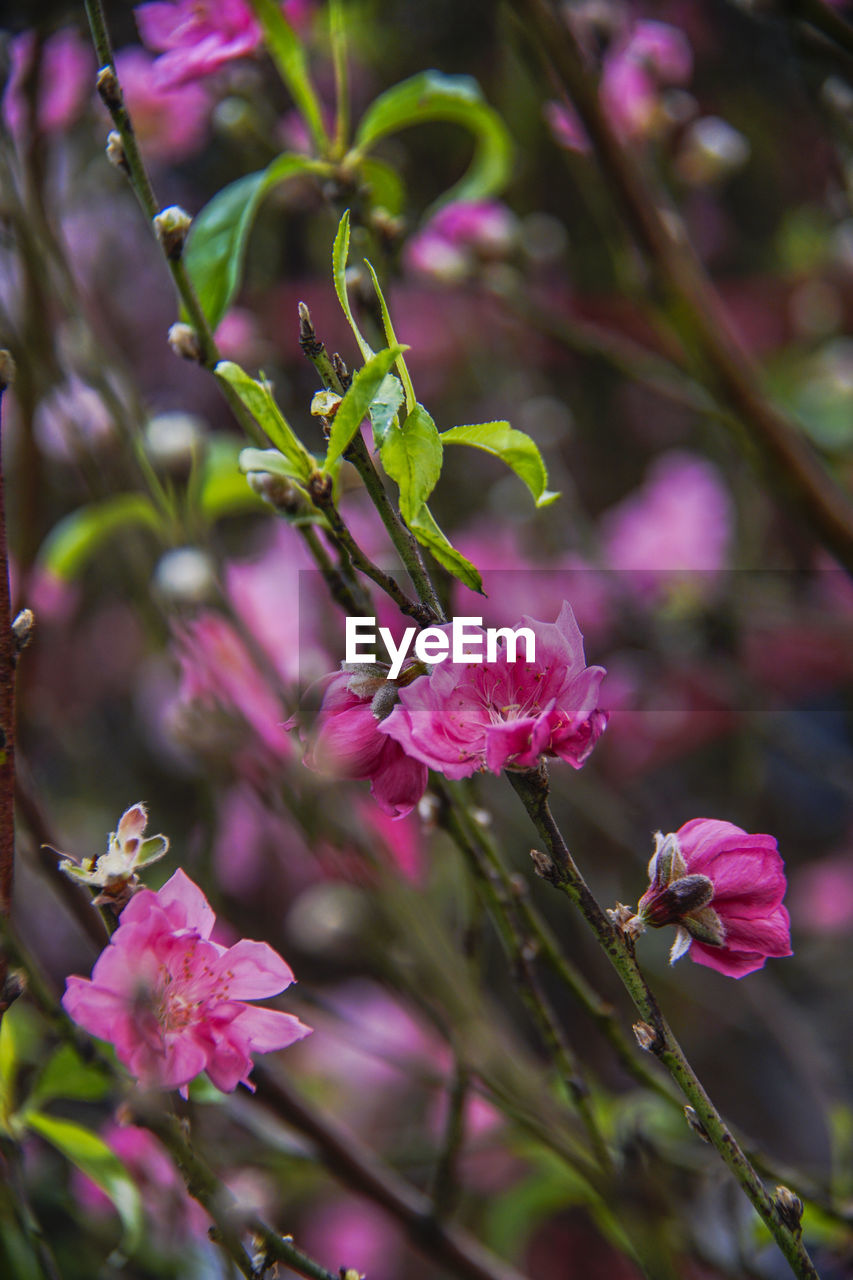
[0,353,18,1006]
[251,1064,532,1280]
[510,0,853,576]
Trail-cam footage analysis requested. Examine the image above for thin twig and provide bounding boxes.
[507,766,820,1280]
[0,354,17,1005]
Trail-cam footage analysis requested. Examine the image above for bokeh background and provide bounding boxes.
[2,1,853,1277]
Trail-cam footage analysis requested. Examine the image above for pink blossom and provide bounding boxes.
[171,612,294,768]
[635,821,792,978]
[379,603,607,779]
[546,19,691,151]
[33,376,116,462]
[793,854,853,934]
[63,868,311,1093]
[602,21,692,140]
[600,451,733,601]
[405,201,518,283]
[305,671,428,818]
[136,0,311,87]
[2,28,93,138]
[112,48,210,163]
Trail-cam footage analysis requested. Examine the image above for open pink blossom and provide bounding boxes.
[63,869,311,1093]
[634,820,792,978]
[305,671,428,819]
[379,603,607,779]
[136,0,309,86]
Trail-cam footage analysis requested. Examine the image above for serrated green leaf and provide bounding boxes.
[368,374,405,447]
[439,421,559,507]
[247,0,327,152]
[332,210,372,361]
[214,362,314,481]
[364,260,415,414]
[27,1113,143,1253]
[326,345,406,466]
[28,1044,110,1109]
[197,436,267,521]
[354,70,513,208]
[409,505,483,592]
[380,404,443,523]
[38,495,163,581]
[359,157,406,216]
[185,153,325,331]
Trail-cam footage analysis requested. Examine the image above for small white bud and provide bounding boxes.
[153,547,218,606]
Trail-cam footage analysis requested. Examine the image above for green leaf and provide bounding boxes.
[28,1045,110,1109]
[354,70,513,208]
[185,153,323,331]
[247,0,327,152]
[214,362,315,481]
[326,345,406,466]
[409,505,483,592]
[38,495,163,581]
[197,436,268,521]
[359,157,405,216]
[439,421,559,507]
[27,1113,143,1252]
[364,260,415,414]
[332,210,372,361]
[0,1003,41,1123]
[380,404,443,523]
[368,374,405,448]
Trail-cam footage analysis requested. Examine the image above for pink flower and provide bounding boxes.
[171,612,294,768]
[2,28,93,138]
[405,201,518,283]
[635,821,792,978]
[63,868,311,1093]
[136,0,310,87]
[305,671,428,819]
[600,451,733,601]
[379,603,607,779]
[112,48,210,163]
[546,19,691,151]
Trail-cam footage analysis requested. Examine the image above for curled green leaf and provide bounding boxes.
[353,70,513,208]
[439,420,559,507]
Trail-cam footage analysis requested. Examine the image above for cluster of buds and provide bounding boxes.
[57,803,169,910]
[622,830,724,964]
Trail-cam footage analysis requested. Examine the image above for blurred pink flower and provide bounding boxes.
[63,868,311,1093]
[2,28,93,137]
[793,854,853,934]
[136,0,311,86]
[172,612,294,766]
[405,201,517,283]
[303,1198,405,1280]
[33,376,115,462]
[113,47,210,163]
[380,603,607,778]
[547,19,692,151]
[600,451,733,600]
[305,671,428,818]
[636,820,792,978]
[75,1122,208,1241]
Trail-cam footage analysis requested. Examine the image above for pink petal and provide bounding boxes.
[212,939,295,999]
[231,1005,313,1053]
[156,868,216,938]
